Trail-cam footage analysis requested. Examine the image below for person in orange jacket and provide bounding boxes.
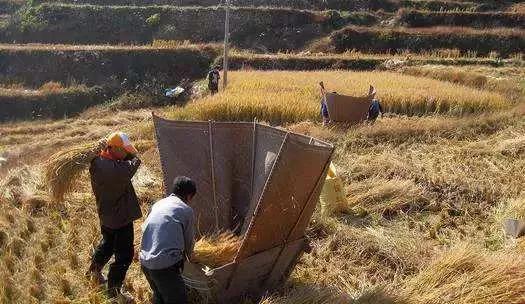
[86,131,142,303]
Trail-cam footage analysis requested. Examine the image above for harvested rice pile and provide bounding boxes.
[193,231,242,268]
[44,140,106,202]
[398,245,525,304]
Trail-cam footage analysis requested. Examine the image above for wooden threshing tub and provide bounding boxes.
[153,114,334,303]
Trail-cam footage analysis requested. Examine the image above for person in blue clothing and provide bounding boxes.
[367,85,383,122]
[319,81,330,126]
[140,176,197,304]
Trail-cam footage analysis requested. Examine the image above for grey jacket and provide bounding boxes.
[89,156,142,229]
[140,194,195,270]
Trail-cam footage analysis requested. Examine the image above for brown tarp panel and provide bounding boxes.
[325,92,371,123]
[237,134,333,259]
[241,124,287,233]
[265,238,307,289]
[153,118,217,235]
[210,122,254,232]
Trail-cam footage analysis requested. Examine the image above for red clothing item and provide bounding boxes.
[100,149,119,161]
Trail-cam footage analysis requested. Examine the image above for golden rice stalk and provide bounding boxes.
[44,139,106,202]
[399,245,525,304]
[192,231,241,268]
[260,285,347,304]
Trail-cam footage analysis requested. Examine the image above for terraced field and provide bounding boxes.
[0,0,524,303]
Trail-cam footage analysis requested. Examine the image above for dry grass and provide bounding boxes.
[192,231,241,268]
[295,223,435,292]
[260,285,348,304]
[39,81,64,93]
[353,245,525,303]
[169,71,508,124]
[401,65,525,101]
[398,245,525,304]
[43,140,106,202]
[0,66,524,304]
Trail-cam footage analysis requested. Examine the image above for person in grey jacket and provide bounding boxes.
[87,131,142,303]
[140,176,196,304]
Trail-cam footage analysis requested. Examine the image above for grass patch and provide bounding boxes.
[3,3,338,50]
[398,9,525,29]
[0,43,219,88]
[401,65,525,101]
[0,85,113,121]
[319,26,525,57]
[222,50,515,71]
[168,70,508,124]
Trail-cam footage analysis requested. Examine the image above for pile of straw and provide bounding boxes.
[44,140,106,202]
[21,193,49,215]
[193,231,241,268]
[398,245,525,303]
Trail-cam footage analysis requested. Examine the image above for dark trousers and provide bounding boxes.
[142,261,187,304]
[209,83,218,94]
[92,223,134,289]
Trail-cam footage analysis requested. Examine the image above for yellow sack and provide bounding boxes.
[320,163,348,216]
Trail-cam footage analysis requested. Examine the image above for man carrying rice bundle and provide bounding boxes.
[140,176,196,304]
[86,131,142,303]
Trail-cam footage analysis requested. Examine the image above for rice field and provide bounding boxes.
[169,71,509,124]
[0,67,524,304]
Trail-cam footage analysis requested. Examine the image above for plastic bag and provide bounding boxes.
[319,162,348,216]
[165,86,185,98]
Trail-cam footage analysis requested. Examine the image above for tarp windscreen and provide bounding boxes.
[154,114,334,302]
[326,92,371,123]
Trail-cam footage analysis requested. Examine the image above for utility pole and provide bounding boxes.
[222,0,230,89]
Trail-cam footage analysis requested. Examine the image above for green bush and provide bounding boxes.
[0,0,24,14]
[328,26,525,57]
[145,13,160,27]
[2,4,342,50]
[15,2,46,32]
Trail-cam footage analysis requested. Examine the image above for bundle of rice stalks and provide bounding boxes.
[44,140,106,202]
[398,244,525,304]
[0,167,42,207]
[260,285,348,304]
[192,231,241,268]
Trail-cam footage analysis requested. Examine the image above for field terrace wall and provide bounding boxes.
[0,0,22,14]
[399,10,525,29]
[0,44,219,88]
[223,53,508,71]
[0,86,111,121]
[326,26,525,57]
[32,0,484,11]
[226,54,385,70]
[1,4,359,51]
